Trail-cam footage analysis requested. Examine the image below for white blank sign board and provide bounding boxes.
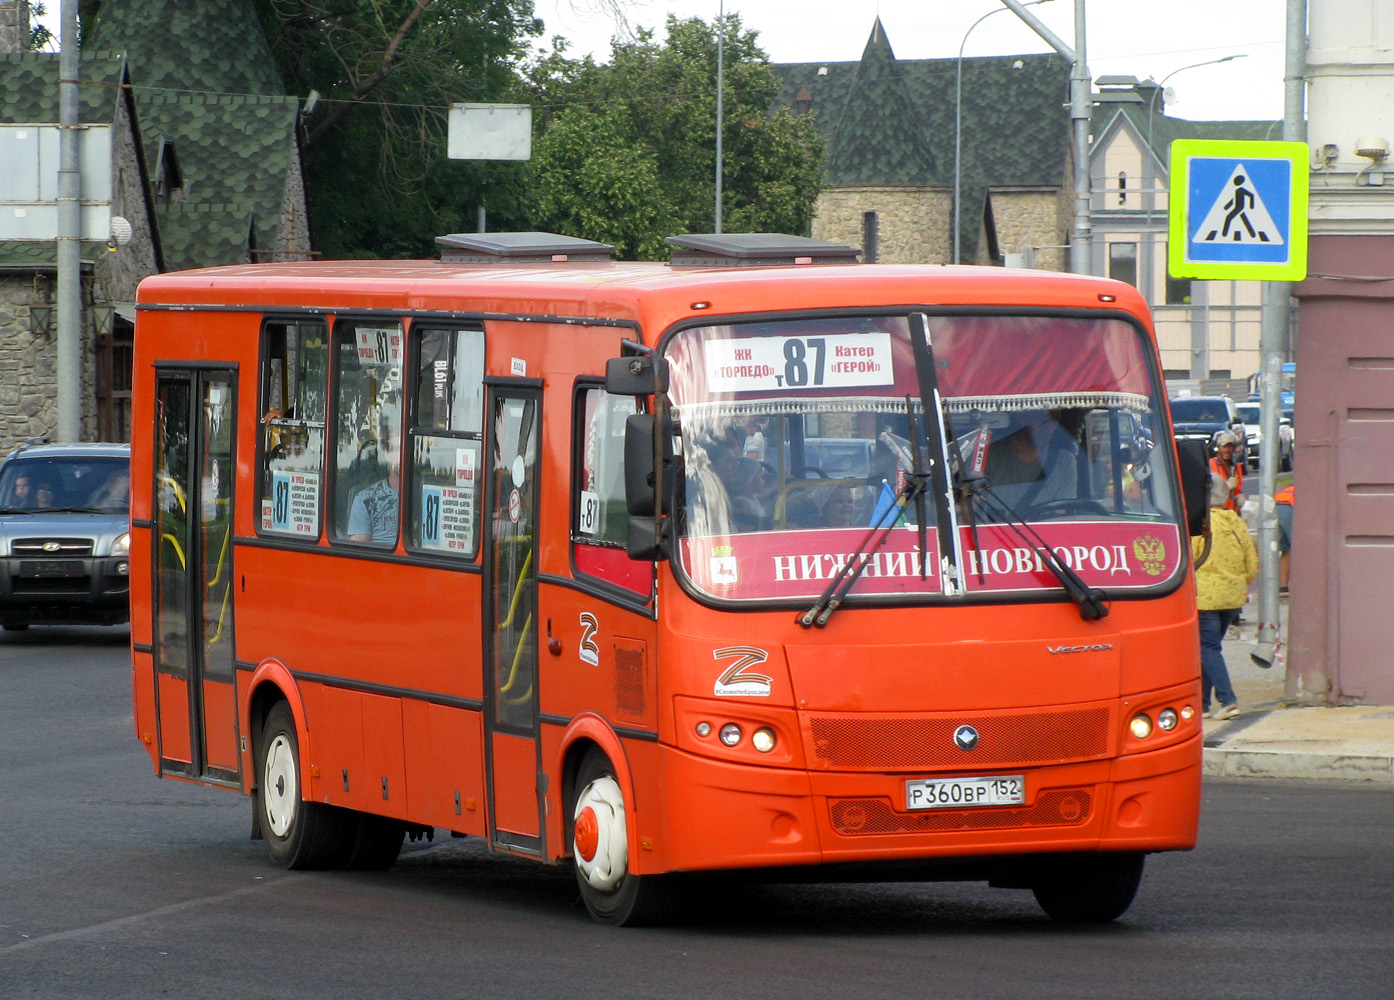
[447,104,532,161]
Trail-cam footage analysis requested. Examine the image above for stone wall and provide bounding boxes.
[0,273,61,448]
[987,188,1070,272]
[0,1,28,54]
[812,187,952,264]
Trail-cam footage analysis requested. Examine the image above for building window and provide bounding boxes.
[95,323,133,442]
[1108,242,1137,287]
[1118,171,1128,205]
[862,211,878,264]
[1166,274,1192,304]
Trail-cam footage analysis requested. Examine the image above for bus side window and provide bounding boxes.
[331,321,405,546]
[257,320,328,540]
[572,386,651,596]
[407,326,485,557]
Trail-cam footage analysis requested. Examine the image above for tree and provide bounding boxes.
[523,14,823,260]
[249,0,544,258]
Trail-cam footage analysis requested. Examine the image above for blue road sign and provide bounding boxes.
[1168,139,1309,281]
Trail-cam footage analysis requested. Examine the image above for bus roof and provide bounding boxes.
[135,259,1152,332]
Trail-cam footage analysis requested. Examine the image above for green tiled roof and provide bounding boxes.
[775,25,1071,262]
[87,0,301,270]
[87,0,284,99]
[137,91,300,265]
[0,51,127,124]
[0,240,105,269]
[824,20,937,186]
[155,205,254,271]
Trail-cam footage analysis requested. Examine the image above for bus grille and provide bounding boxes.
[807,707,1111,770]
[829,790,1092,836]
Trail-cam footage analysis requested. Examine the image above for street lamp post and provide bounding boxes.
[954,0,1052,265]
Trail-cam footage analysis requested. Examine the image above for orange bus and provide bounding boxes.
[129,232,1203,925]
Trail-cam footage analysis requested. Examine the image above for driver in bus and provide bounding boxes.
[982,409,1078,511]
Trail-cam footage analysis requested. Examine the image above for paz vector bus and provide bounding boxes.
[129,232,1203,925]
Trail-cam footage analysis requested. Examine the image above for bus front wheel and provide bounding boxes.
[570,749,677,926]
[1030,852,1145,922]
[255,702,351,869]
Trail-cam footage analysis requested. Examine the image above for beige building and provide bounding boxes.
[1089,78,1280,386]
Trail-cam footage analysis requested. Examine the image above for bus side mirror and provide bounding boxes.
[1175,438,1210,537]
[623,413,674,560]
[606,355,669,396]
[625,414,658,516]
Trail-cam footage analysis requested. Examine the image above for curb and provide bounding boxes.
[1201,709,1394,783]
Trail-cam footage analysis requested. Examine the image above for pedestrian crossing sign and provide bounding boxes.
[1168,139,1309,280]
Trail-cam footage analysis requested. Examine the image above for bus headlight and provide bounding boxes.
[719,723,742,747]
[751,728,776,753]
[1129,713,1153,740]
[1157,708,1179,731]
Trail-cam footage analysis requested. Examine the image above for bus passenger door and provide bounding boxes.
[482,386,543,855]
[152,368,240,785]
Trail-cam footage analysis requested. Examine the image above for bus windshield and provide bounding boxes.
[664,313,1182,605]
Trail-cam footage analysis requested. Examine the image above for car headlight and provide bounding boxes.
[111,532,130,557]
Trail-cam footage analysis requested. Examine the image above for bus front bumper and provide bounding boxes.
[640,733,1201,876]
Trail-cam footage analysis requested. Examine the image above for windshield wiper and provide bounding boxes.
[0,507,37,515]
[37,506,110,514]
[970,485,1110,621]
[796,472,925,629]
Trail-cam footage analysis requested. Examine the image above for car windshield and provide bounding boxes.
[664,313,1183,605]
[1236,404,1260,424]
[0,456,129,513]
[1169,398,1229,423]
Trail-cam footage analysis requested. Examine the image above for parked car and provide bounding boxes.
[0,441,131,630]
[1234,401,1293,471]
[1168,396,1249,466]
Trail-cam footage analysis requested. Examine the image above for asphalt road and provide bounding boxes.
[3,626,1392,999]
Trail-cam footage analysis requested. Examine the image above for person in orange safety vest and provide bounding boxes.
[1209,431,1243,511]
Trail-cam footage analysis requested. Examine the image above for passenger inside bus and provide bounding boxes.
[821,484,857,527]
[347,461,400,543]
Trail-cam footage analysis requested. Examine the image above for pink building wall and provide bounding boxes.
[1291,235,1394,703]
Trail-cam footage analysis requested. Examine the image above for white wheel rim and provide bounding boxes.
[573,775,627,892]
[263,733,298,838]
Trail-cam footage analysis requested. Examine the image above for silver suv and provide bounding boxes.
[0,441,131,630]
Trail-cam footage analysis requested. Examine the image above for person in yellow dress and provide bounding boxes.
[1192,472,1259,719]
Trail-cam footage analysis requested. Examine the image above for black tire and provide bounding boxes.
[570,749,679,926]
[1031,853,1145,922]
[255,702,352,869]
[342,813,406,870]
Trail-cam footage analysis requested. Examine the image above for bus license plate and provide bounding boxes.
[905,775,1025,810]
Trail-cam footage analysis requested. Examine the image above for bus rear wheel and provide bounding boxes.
[570,750,677,926]
[1030,852,1145,922]
[255,702,351,869]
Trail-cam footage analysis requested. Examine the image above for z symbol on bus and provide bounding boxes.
[713,646,773,698]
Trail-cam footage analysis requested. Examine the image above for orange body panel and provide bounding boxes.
[128,257,1200,883]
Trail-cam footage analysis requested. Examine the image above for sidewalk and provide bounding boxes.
[1201,597,1394,783]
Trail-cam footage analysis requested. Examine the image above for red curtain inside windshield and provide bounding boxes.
[931,316,1152,399]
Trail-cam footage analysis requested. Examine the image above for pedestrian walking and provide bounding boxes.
[1193,472,1259,719]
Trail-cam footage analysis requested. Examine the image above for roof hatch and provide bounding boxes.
[436,231,616,263]
[665,233,861,267]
